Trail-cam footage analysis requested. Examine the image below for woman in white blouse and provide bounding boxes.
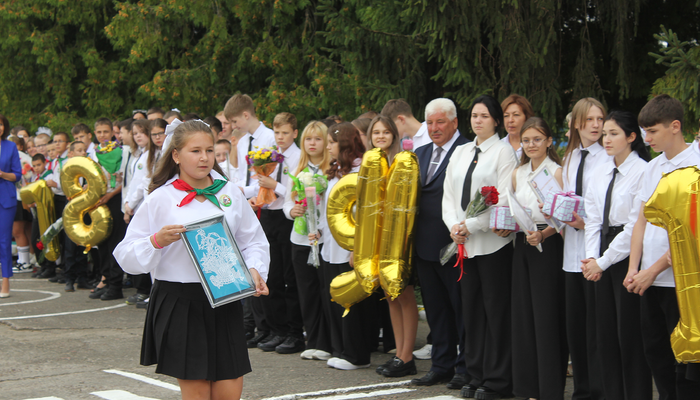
[114,120,269,400]
[500,94,535,160]
[442,95,517,399]
[509,117,567,400]
[560,97,611,400]
[581,111,652,400]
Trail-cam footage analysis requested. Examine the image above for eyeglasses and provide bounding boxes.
[521,137,545,146]
[151,132,165,138]
[36,144,47,148]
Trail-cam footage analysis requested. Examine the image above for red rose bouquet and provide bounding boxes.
[440,186,500,280]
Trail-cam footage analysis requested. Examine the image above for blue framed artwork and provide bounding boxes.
[180,215,256,308]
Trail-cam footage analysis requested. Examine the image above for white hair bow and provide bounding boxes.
[162,118,182,151]
[36,127,53,137]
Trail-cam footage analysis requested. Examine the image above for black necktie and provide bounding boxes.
[276,162,283,182]
[575,150,589,196]
[461,147,481,210]
[600,168,619,251]
[426,146,443,183]
[246,136,254,185]
[124,152,132,187]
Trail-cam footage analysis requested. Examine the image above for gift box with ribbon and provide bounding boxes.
[543,191,586,222]
[489,206,532,232]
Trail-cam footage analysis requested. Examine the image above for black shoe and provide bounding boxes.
[75,278,91,289]
[37,267,56,279]
[382,358,417,377]
[245,330,255,340]
[474,386,502,400]
[257,335,286,352]
[376,356,397,375]
[136,300,149,309]
[460,384,479,398]
[101,289,124,301]
[126,293,149,305]
[410,370,454,386]
[48,271,64,283]
[246,331,269,348]
[275,336,305,354]
[32,265,47,278]
[447,373,469,390]
[64,281,75,292]
[89,286,108,299]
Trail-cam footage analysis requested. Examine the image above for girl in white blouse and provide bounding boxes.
[113,120,269,400]
[509,117,567,400]
[442,95,517,399]
[282,121,332,361]
[581,111,652,400]
[560,97,611,400]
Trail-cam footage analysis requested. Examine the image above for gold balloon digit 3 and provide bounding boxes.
[645,166,700,363]
[60,157,113,252]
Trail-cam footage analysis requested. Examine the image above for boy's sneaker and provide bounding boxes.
[12,262,33,274]
[126,293,149,305]
[136,298,150,309]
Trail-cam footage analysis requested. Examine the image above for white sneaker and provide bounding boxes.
[333,358,370,370]
[327,357,340,368]
[301,349,316,360]
[413,344,432,360]
[312,350,331,361]
[12,263,33,274]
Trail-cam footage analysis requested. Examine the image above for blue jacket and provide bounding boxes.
[0,139,22,209]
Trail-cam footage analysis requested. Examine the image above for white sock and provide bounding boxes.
[18,246,30,264]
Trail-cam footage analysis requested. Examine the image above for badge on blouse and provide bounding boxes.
[220,194,232,207]
[283,166,289,174]
[137,163,143,170]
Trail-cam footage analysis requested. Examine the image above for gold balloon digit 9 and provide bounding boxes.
[60,157,113,252]
[644,166,700,363]
[19,180,60,261]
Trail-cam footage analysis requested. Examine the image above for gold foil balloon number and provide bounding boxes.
[20,180,60,262]
[60,157,113,252]
[645,166,700,363]
[327,149,420,314]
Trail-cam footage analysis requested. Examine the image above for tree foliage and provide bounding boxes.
[0,0,698,139]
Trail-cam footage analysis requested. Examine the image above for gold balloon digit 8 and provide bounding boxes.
[19,180,60,261]
[645,166,700,363]
[60,157,113,252]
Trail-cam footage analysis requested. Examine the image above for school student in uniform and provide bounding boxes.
[282,121,332,361]
[560,97,611,400]
[123,119,151,218]
[442,95,517,400]
[579,110,652,400]
[626,94,700,400]
[509,117,567,400]
[113,120,269,400]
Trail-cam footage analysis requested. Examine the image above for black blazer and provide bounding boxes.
[414,135,470,262]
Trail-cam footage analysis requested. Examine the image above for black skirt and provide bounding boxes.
[141,280,251,381]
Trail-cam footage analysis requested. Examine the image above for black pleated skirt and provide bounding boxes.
[141,280,251,381]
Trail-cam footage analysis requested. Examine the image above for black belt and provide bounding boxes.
[604,225,624,238]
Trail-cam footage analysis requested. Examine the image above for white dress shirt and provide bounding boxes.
[125,150,149,211]
[442,134,517,258]
[86,142,97,159]
[218,160,240,186]
[636,144,700,287]
[584,152,647,270]
[561,142,612,273]
[237,122,276,199]
[514,157,562,224]
[320,164,361,264]
[501,135,523,161]
[283,162,326,247]
[266,143,300,210]
[113,170,270,282]
[412,122,431,150]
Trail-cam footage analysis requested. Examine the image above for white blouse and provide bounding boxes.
[514,157,562,224]
[320,165,361,264]
[442,134,517,258]
[501,135,523,161]
[125,150,149,210]
[561,142,612,273]
[584,152,646,271]
[113,170,270,282]
[119,146,143,213]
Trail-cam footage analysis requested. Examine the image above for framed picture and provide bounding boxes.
[180,215,256,308]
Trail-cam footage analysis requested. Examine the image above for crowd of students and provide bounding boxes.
[1,92,699,400]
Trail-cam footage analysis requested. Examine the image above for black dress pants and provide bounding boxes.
[291,243,331,352]
[99,193,125,290]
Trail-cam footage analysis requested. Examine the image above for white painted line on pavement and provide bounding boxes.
[311,388,414,400]
[25,397,64,400]
[0,303,127,321]
[419,396,462,400]
[260,380,412,400]
[104,369,181,392]
[91,390,160,400]
[0,289,60,307]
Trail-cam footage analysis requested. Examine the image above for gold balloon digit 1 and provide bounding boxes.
[60,157,113,252]
[19,180,60,261]
[645,166,700,363]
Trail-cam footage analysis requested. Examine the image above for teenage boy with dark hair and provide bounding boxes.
[626,94,700,399]
[381,99,431,150]
[71,123,96,159]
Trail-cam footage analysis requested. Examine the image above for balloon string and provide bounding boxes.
[453,243,466,281]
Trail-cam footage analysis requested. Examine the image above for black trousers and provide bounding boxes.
[462,244,513,394]
[291,243,331,351]
[98,193,125,289]
[415,254,466,375]
[565,271,604,400]
[321,259,372,365]
[133,273,152,295]
[259,209,303,338]
[54,194,67,266]
[640,286,700,400]
[511,233,567,400]
[63,237,88,281]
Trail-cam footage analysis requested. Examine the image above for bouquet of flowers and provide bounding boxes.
[95,141,123,188]
[288,168,329,236]
[36,217,63,264]
[439,186,499,280]
[246,146,285,207]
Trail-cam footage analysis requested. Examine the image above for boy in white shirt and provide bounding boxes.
[626,94,700,399]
